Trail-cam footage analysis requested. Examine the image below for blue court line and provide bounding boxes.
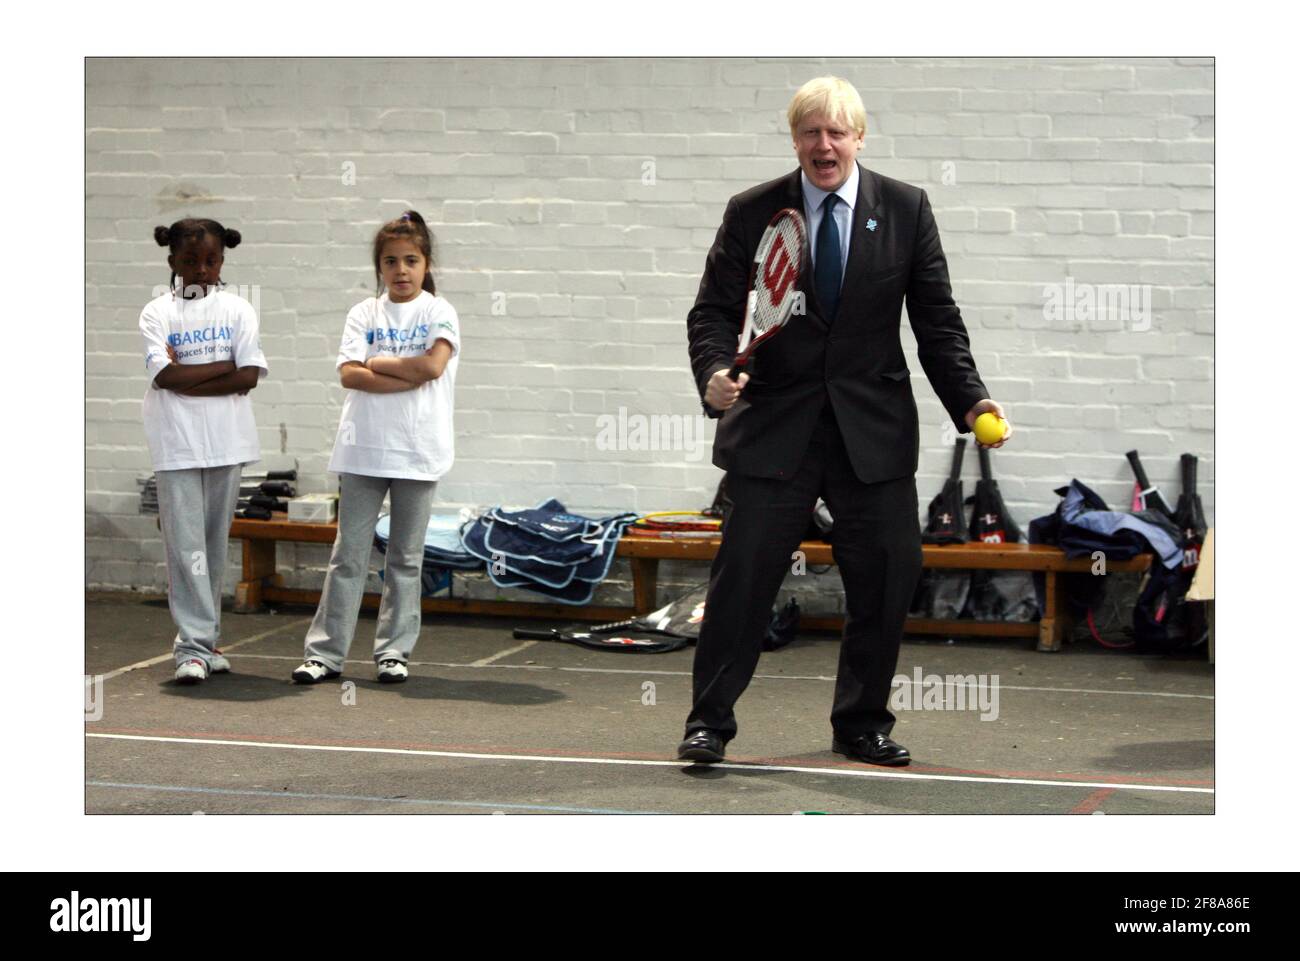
[86,780,662,816]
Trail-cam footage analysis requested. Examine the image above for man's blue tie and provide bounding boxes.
[815,193,842,318]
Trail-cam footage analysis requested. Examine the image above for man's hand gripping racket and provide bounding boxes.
[706,208,808,412]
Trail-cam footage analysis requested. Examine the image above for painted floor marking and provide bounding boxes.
[87,732,1214,795]
[97,618,312,682]
[470,640,537,667]
[224,652,1213,700]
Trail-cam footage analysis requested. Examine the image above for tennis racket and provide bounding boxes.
[1125,450,1174,517]
[628,511,723,533]
[728,207,808,380]
[512,616,638,642]
[511,608,695,653]
[622,528,725,540]
[1173,453,1207,569]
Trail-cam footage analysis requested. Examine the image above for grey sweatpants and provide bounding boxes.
[155,465,244,668]
[303,472,437,672]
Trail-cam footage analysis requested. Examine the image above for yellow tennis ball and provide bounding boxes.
[974,412,1007,445]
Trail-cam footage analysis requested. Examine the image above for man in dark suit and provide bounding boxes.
[680,76,1011,766]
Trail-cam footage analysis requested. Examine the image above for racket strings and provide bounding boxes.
[751,219,806,333]
[751,295,790,333]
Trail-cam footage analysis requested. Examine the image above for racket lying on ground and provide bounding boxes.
[511,618,690,653]
[728,207,808,379]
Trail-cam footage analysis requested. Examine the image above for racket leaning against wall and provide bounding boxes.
[728,207,809,380]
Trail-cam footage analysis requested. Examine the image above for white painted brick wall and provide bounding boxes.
[86,57,1213,613]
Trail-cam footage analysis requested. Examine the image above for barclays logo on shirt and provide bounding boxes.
[367,323,430,345]
[167,326,233,347]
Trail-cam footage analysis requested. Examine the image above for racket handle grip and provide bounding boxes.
[512,629,556,641]
[727,363,745,381]
[1125,450,1150,488]
[948,437,967,481]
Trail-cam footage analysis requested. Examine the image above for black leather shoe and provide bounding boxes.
[832,732,911,767]
[677,730,726,763]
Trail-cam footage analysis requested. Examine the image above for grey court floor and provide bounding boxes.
[84,592,1214,815]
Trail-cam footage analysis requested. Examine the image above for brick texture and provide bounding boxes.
[86,58,1214,611]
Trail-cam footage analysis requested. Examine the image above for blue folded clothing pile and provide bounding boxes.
[1028,480,1183,569]
[374,510,485,597]
[460,498,638,605]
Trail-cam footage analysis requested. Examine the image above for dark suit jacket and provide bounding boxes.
[687,163,989,485]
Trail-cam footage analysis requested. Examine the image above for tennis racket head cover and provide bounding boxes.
[1125,449,1173,517]
[730,207,808,378]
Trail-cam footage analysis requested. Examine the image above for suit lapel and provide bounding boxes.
[835,163,887,324]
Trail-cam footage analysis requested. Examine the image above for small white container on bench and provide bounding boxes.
[288,493,338,523]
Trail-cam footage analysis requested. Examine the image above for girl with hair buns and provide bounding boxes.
[293,210,460,685]
[140,217,268,684]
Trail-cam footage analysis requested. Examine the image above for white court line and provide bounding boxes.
[226,652,1213,700]
[97,618,311,682]
[86,732,1214,795]
[470,640,537,667]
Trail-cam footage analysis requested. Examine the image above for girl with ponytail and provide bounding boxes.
[293,210,461,685]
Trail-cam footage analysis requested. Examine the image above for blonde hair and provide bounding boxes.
[787,76,868,138]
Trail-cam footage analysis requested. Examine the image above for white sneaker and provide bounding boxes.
[377,659,409,684]
[210,649,231,673]
[292,659,341,684]
[175,659,209,684]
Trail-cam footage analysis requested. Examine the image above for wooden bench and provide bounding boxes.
[229,518,1151,652]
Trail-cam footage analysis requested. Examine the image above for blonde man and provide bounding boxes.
[681,76,1011,766]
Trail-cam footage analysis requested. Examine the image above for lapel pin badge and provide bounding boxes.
[866,218,878,232]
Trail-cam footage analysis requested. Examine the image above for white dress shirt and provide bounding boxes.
[800,163,858,286]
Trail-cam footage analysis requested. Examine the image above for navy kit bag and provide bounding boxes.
[461,499,638,605]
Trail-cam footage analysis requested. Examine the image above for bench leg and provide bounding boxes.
[631,557,660,615]
[1037,570,1071,652]
[234,539,280,614]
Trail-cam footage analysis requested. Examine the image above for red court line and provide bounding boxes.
[88,725,1214,790]
[1069,788,1116,814]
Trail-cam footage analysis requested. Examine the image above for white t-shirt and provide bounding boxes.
[140,288,269,472]
[327,291,460,481]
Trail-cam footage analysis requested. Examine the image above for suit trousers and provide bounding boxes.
[685,412,923,742]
